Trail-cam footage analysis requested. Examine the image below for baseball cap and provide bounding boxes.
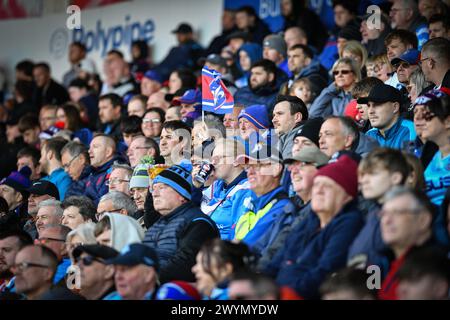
[283,146,329,167]
[205,54,227,69]
[143,70,163,84]
[357,83,402,104]
[105,243,159,272]
[72,244,119,261]
[28,180,60,200]
[226,31,250,42]
[178,89,201,105]
[235,142,282,165]
[391,49,420,66]
[172,23,193,34]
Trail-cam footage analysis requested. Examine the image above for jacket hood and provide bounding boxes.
[105,213,145,251]
[238,43,263,66]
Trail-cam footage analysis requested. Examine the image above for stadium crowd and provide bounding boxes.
[0,0,450,300]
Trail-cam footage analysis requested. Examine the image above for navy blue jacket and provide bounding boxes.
[347,205,390,277]
[83,157,118,206]
[265,200,364,299]
[65,165,94,199]
[143,202,219,283]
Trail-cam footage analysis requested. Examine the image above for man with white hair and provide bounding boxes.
[35,200,64,236]
[96,191,138,222]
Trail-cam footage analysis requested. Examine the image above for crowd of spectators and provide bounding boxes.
[0,0,449,300]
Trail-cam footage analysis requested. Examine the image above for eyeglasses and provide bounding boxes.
[377,208,423,218]
[76,255,105,266]
[333,69,352,76]
[211,155,234,164]
[95,208,123,221]
[106,178,130,186]
[62,153,81,170]
[11,262,50,273]
[142,118,161,125]
[35,237,66,245]
[243,163,274,171]
[418,57,432,66]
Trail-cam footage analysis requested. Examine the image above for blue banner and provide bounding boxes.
[224,0,284,33]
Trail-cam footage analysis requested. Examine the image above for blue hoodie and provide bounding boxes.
[41,168,72,200]
[235,43,263,88]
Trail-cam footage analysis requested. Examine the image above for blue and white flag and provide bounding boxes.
[202,66,234,114]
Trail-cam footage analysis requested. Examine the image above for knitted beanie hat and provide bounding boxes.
[238,105,270,130]
[315,155,358,198]
[129,163,151,189]
[152,163,192,200]
[156,281,202,300]
[0,166,32,196]
[293,117,324,147]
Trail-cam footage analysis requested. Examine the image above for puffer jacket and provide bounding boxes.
[143,202,219,283]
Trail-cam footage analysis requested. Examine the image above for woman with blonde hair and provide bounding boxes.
[309,57,361,118]
[373,54,394,82]
[342,40,368,71]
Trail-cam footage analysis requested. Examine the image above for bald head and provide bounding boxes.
[89,134,116,168]
[14,245,58,298]
[284,27,308,49]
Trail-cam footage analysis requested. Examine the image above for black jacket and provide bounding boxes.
[32,79,69,108]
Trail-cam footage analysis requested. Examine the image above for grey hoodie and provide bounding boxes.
[105,213,145,251]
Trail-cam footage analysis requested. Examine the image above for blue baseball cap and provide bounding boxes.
[391,49,420,66]
[179,89,201,105]
[143,70,163,84]
[104,243,159,272]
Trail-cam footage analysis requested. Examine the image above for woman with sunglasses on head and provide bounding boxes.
[309,57,361,118]
[418,91,450,207]
[191,239,254,300]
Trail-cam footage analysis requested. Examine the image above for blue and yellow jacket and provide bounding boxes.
[232,186,291,246]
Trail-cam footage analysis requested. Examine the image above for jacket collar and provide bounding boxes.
[161,202,195,221]
[94,156,118,173]
[374,117,403,139]
[222,170,247,190]
[253,186,286,211]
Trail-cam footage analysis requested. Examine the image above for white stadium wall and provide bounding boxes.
[0,0,222,89]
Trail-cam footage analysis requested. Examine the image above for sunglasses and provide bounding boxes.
[77,255,105,266]
[333,69,352,76]
[393,62,411,69]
